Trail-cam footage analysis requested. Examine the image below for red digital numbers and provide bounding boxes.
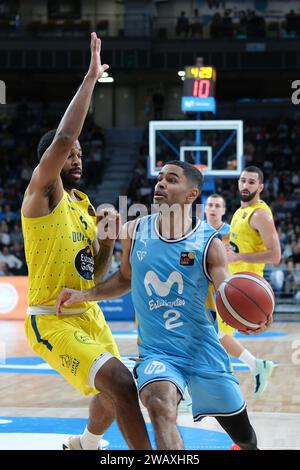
[192,79,210,98]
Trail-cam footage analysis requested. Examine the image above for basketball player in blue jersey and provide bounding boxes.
[205,194,230,244]
[205,194,277,397]
[56,161,265,450]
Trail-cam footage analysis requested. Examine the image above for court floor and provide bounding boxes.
[0,319,299,450]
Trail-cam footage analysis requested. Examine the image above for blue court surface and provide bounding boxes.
[0,416,232,450]
[234,331,287,339]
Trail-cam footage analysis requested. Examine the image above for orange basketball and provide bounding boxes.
[216,272,275,333]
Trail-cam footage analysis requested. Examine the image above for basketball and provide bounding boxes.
[216,272,275,333]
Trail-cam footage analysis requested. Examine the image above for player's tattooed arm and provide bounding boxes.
[55,221,133,313]
[93,209,120,283]
[93,243,114,284]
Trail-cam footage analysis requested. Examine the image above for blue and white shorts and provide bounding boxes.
[134,356,246,421]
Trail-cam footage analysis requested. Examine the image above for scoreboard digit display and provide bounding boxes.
[181,66,216,113]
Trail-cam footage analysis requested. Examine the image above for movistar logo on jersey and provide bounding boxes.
[144,271,183,297]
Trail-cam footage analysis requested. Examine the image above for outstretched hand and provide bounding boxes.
[86,32,109,81]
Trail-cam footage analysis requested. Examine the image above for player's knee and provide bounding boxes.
[115,373,138,401]
[94,362,137,399]
[143,395,176,424]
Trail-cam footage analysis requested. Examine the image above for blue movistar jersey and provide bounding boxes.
[218,222,230,239]
[130,214,231,373]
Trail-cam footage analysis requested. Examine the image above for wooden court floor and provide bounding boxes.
[0,319,299,449]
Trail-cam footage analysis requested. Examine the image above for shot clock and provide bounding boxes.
[181,66,216,113]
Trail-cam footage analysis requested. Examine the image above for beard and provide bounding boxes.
[239,188,258,202]
[61,170,82,190]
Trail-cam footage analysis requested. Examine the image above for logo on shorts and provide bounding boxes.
[60,354,72,368]
[74,331,96,345]
[144,360,166,375]
[74,246,94,280]
[71,358,80,376]
[60,354,80,375]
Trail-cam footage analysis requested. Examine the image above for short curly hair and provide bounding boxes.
[37,129,57,161]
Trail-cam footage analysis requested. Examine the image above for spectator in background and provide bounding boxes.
[289,240,300,267]
[0,246,23,273]
[221,11,233,38]
[210,13,222,38]
[175,11,189,38]
[1,204,19,225]
[285,9,299,35]
[0,221,11,247]
[9,223,24,245]
[190,9,202,38]
[11,241,27,275]
[0,262,9,276]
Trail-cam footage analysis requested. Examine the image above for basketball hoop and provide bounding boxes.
[193,164,208,173]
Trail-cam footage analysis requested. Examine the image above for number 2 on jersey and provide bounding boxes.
[163,309,183,330]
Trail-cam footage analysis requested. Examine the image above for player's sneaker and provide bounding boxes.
[229,443,241,450]
[253,359,275,397]
[62,435,109,450]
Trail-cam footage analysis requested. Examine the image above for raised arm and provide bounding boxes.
[23,33,108,217]
[55,220,136,313]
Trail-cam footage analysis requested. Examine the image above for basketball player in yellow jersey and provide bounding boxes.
[224,167,281,397]
[21,33,150,451]
[205,193,278,396]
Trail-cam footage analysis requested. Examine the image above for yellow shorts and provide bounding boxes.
[217,312,235,338]
[24,304,120,396]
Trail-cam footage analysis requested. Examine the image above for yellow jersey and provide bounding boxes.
[229,200,273,276]
[21,189,98,312]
